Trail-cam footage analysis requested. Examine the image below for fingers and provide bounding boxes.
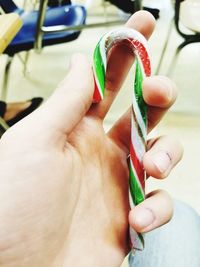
[144,135,183,179]
[89,11,156,119]
[108,75,178,153]
[129,190,173,233]
[109,117,183,179]
[125,11,155,39]
[34,53,94,135]
[143,76,178,132]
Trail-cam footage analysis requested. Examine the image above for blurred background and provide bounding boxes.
[0,1,200,264]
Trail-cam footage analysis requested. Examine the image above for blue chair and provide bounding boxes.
[1,1,87,55]
[0,0,87,99]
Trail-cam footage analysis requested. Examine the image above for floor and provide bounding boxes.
[0,1,200,265]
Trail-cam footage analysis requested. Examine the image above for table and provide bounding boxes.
[0,13,22,54]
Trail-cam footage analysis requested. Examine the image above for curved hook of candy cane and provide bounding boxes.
[93,28,151,102]
[93,28,151,251]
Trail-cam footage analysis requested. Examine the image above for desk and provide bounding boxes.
[0,13,22,54]
[0,13,22,133]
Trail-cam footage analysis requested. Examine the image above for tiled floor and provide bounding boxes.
[0,1,200,264]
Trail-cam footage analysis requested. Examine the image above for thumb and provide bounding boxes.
[36,53,94,135]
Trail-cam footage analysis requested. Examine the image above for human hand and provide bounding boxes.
[0,11,182,267]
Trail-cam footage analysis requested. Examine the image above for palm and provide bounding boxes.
[0,114,129,267]
[62,117,130,264]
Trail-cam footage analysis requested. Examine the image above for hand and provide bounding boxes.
[0,11,182,267]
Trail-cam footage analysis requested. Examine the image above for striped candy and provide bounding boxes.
[93,28,151,251]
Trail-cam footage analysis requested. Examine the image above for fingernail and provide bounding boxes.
[152,151,171,173]
[134,208,155,229]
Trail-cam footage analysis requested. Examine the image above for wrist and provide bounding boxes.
[58,238,126,267]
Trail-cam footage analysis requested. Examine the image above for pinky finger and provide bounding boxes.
[129,190,173,233]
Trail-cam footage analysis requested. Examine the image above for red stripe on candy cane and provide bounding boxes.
[131,39,151,76]
[93,76,102,103]
[130,142,145,191]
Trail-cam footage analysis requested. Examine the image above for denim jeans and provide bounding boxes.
[128,200,200,267]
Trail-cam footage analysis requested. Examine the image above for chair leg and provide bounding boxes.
[102,0,108,22]
[23,51,30,76]
[23,0,27,9]
[17,52,30,76]
[0,125,6,138]
[0,117,9,137]
[167,38,200,77]
[155,18,174,75]
[1,56,13,101]
[167,46,182,77]
[134,0,142,11]
[178,39,200,50]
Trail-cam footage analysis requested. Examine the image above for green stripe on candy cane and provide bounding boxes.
[93,41,106,99]
[129,161,145,206]
[134,60,147,128]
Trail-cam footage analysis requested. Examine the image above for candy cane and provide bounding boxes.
[93,28,151,251]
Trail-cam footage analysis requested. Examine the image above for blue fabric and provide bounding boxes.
[0,0,19,13]
[128,200,200,267]
[0,1,86,56]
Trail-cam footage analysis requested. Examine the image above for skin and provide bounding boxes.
[0,11,183,267]
[3,101,33,122]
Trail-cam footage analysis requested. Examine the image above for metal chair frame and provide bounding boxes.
[156,0,200,75]
[35,0,142,50]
